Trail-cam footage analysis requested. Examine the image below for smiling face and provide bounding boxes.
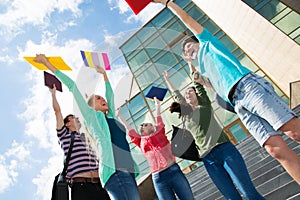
[140,123,155,136]
[88,94,109,113]
[185,87,198,106]
[183,41,199,60]
[65,115,81,131]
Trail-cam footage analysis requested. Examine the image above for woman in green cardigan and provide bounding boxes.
[34,54,140,200]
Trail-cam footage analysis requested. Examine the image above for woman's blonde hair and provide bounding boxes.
[83,127,99,163]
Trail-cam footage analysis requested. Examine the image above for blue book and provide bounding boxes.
[145,86,168,101]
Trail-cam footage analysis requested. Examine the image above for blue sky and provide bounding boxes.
[0,0,163,199]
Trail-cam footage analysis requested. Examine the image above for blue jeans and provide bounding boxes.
[104,170,140,200]
[152,163,194,200]
[203,142,265,200]
[231,72,295,146]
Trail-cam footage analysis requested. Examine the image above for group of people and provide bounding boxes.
[36,0,300,199]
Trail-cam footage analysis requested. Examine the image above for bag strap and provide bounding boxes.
[61,131,75,177]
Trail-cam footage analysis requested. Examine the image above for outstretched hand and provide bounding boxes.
[153,97,160,105]
[34,54,48,65]
[163,71,169,81]
[95,65,105,74]
[49,84,57,95]
[181,54,192,64]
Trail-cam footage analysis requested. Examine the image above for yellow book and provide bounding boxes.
[23,56,72,70]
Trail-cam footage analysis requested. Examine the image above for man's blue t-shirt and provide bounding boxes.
[195,29,251,102]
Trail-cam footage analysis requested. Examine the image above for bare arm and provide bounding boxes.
[153,0,203,35]
[163,71,177,92]
[154,97,161,118]
[116,107,132,131]
[95,66,109,82]
[50,85,64,129]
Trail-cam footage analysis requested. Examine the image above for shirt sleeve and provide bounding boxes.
[193,81,211,106]
[173,90,186,104]
[57,125,68,139]
[54,70,104,123]
[128,129,141,147]
[156,116,164,129]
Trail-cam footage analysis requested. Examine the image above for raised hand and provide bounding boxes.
[49,84,57,95]
[95,65,105,74]
[163,71,169,81]
[34,54,48,65]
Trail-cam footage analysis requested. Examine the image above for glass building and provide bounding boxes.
[117,0,300,184]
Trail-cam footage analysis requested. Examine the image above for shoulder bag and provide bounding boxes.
[171,119,202,162]
[51,131,75,200]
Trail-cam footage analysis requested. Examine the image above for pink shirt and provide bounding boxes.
[129,116,176,173]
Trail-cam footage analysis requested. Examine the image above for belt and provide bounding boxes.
[71,177,100,183]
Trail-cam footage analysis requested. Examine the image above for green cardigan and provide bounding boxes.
[173,82,229,158]
[55,70,116,186]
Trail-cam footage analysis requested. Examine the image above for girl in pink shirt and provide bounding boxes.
[117,97,194,200]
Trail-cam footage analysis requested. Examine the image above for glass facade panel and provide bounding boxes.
[258,0,286,20]
[229,123,248,142]
[242,0,300,44]
[136,24,155,43]
[275,11,300,34]
[161,23,186,44]
[202,20,219,34]
[128,49,150,72]
[136,65,160,90]
[151,9,173,28]
[121,36,140,58]
[239,55,259,72]
[219,35,238,52]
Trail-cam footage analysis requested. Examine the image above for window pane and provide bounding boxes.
[258,0,286,20]
[152,9,172,28]
[219,35,237,52]
[229,123,248,142]
[243,0,262,8]
[128,50,149,72]
[136,65,160,90]
[275,11,300,35]
[239,55,259,72]
[136,24,155,43]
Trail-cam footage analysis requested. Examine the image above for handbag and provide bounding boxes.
[171,124,202,162]
[51,132,75,200]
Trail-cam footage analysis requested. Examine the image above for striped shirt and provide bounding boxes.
[57,126,98,178]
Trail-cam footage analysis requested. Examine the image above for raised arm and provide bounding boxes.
[154,97,161,118]
[163,71,177,92]
[116,107,132,131]
[153,0,203,35]
[95,66,115,118]
[34,54,96,122]
[116,107,141,147]
[34,54,57,73]
[50,85,64,130]
[163,71,185,103]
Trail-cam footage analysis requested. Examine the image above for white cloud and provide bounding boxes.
[32,154,63,200]
[107,0,163,24]
[0,0,84,40]
[18,31,95,149]
[0,141,32,193]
